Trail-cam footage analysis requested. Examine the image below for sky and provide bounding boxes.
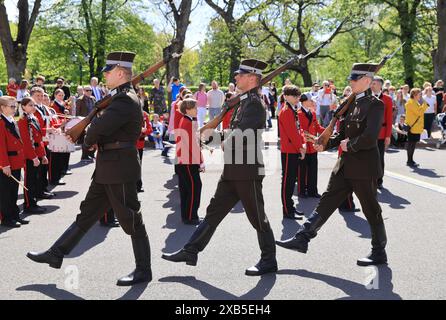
[4,0,214,47]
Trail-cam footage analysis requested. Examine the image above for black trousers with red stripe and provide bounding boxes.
[377,139,385,186]
[338,192,356,211]
[40,146,50,192]
[298,152,319,196]
[0,169,21,222]
[177,164,201,222]
[24,160,40,209]
[49,152,65,184]
[136,148,144,191]
[281,153,300,216]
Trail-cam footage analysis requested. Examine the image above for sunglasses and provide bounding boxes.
[85,89,92,92]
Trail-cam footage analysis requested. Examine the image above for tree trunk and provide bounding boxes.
[434,0,446,81]
[95,0,108,80]
[300,62,313,87]
[4,51,27,81]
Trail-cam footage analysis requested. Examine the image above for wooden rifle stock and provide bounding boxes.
[66,54,179,142]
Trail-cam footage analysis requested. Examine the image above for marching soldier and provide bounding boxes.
[278,85,306,219]
[162,59,278,276]
[297,93,325,198]
[27,51,152,286]
[0,96,28,228]
[276,63,388,267]
[371,76,393,189]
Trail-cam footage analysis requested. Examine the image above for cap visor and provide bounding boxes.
[102,64,116,72]
[347,74,364,81]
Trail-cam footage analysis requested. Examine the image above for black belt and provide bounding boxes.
[34,143,40,147]
[99,141,135,151]
[7,151,18,156]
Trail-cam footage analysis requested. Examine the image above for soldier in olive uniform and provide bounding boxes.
[27,52,152,286]
[276,63,388,267]
[162,59,278,276]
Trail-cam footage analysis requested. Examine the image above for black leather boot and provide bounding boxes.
[161,220,216,266]
[27,222,85,269]
[117,226,152,286]
[276,211,324,253]
[246,228,278,276]
[357,223,388,266]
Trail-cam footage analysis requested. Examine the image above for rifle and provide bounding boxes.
[199,20,346,137]
[307,42,405,149]
[66,52,181,142]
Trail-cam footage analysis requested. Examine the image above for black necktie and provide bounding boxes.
[304,108,312,123]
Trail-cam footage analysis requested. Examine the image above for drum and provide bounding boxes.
[48,132,75,153]
[64,117,84,131]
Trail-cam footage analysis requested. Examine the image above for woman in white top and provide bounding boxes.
[422,86,437,138]
[395,89,406,124]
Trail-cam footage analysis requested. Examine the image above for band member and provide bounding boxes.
[27,51,152,286]
[297,93,325,198]
[278,85,306,219]
[51,89,71,176]
[276,63,388,267]
[31,87,55,198]
[176,98,204,225]
[222,92,235,130]
[371,76,393,189]
[162,59,278,276]
[0,96,28,228]
[136,110,152,193]
[76,85,97,161]
[18,97,48,214]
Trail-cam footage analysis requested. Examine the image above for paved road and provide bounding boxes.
[1,122,445,300]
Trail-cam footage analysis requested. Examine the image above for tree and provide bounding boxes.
[434,0,446,81]
[204,0,273,81]
[156,0,193,89]
[256,0,351,87]
[0,0,42,80]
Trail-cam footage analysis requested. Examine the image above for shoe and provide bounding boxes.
[37,192,54,199]
[308,193,322,198]
[57,179,66,185]
[1,220,21,228]
[377,184,383,190]
[339,208,361,213]
[16,218,30,225]
[137,187,145,193]
[245,259,278,276]
[64,170,73,175]
[283,213,303,220]
[161,249,198,266]
[276,234,309,253]
[117,269,152,286]
[357,249,388,266]
[23,206,47,214]
[406,161,419,167]
[100,221,120,228]
[26,249,63,269]
[44,190,56,197]
[183,218,201,225]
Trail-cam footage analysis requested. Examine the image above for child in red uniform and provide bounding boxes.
[136,111,152,192]
[176,98,204,225]
[18,97,48,214]
[0,96,28,227]
[297,93,325,198]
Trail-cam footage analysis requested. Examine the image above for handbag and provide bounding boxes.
[402,116,420,134]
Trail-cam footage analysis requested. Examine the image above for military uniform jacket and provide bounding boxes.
[84,82,143,184]
[278,103,304,154]
[18,115,46,160]
[0,115,24,170]
[222,88,266,180]
[326,90,384,179]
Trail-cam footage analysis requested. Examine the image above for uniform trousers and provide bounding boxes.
[298,152,319,195]
[377,139,385,186]
[281,153,299,216]
[24,160,41,208]
[0,169,21,222]
[177,164,201,221]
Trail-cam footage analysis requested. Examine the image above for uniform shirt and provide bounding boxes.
[373,92,393,140]
[0,115,24,170]
[176,115,203,165]
[136,112,153,150]
[278,102,304,154]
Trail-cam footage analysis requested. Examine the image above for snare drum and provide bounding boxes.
[64,117,84,131]
[48,132,75,153]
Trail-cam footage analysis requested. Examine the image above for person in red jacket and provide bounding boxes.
[371,76,393,189]
[136,111,152,192]
[278,85,306,219]
[176,98,204,225]
[297,93,325,198]
[17,97,48,214]
[0,96,29,228]
[222,92,235,130]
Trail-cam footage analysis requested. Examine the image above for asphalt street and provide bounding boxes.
[1,122,445,300]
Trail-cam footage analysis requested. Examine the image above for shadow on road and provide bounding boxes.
[68,224,112,258]
[159,274,276,300]
[117,282,149,300]
[50,190,79,200]
[339,211,371,239]
[377,188,411,209]
[69,160,94,170]
[16,284,85,300]
[410,167,445,178]
[278,266,401,300]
